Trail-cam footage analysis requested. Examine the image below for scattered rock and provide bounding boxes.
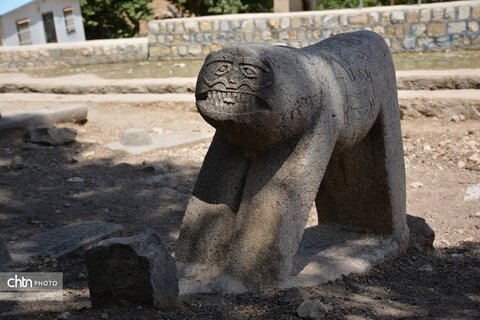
[120,128,153,146]
[21,142,41,150]
[464,184,480,201]
[297,299,333,319]
[100,312,109,320]
[25,125,77,145]
[457,160,466,169]
[141,164,163,173]
[144,173,177,187]
[152,127,165,134]
[407,215,435,251]
[423,144,432,152]
[85,230,179,308]
[67,177,85,183]
[410,181,424,189]
[11,156,25,170]
[450,115,460,122]
[282,287,311,304]
[57,311,71,319]
[418,264,434,272]
[468,153,480,163]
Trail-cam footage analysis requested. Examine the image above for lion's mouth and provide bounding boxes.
[196,90,270,115]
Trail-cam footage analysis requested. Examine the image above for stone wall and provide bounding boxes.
[0,38,148,71]
[148,0,480,60]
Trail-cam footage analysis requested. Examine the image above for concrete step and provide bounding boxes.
[398,89,480,119]
[0,69,479,94]
[396,69,480,90]
[0,91,479,124]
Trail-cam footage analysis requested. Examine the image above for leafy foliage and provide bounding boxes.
[80,0,153,39]
[316,0,463,10]
[171,0,273,16]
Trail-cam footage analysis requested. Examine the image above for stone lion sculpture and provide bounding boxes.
[176,30,408,293]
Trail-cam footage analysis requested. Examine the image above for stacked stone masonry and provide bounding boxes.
[0,1,478,70]
[0,38,148,71]
[148,0,480,60]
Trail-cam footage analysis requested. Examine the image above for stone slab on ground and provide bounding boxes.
[0,105,87,131]
[85,230,178,308]
[179,213,433,295]
[105,130,214,154]
[8,220,123,262]
[178,224,401,294]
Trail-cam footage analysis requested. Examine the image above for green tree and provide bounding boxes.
[80,0,153,39]
[172,0,272,16]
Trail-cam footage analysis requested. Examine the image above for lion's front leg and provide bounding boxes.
[219,121,337,291]
[175,133,249,267]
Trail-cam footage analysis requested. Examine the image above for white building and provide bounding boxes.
[0,0,85,46]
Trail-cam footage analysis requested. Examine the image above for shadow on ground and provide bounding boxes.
[0,127,479,319]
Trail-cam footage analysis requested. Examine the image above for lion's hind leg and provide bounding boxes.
[315,107,408,244]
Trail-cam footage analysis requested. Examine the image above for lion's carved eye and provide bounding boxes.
[215,64,230,76]
[241,65,258,78]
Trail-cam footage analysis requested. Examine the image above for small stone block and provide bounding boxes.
[85,230,178,308]
[120,128,153,146]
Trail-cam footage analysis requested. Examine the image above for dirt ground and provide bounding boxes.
[0,103,479,319]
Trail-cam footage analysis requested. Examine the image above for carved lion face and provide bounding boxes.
[196,49,274,117]
[196,45,321,152]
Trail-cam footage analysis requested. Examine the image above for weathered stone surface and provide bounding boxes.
[458,5,471,19]
[85,230,178,308]
[428,22,447,36]
[176,31,408,293]
[448,22,466,34]
[25,125,77,145]
[391,11,405,24]
[8,220,123,262]
[0,242,11,265]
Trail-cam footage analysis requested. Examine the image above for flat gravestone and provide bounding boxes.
[105,130,213,154]
[8,220,123,262]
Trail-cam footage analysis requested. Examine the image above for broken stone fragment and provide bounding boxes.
[25,125,77,145]
[85,230,178,308]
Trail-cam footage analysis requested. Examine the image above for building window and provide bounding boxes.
[16,19,32,45]
[63,7,75,34]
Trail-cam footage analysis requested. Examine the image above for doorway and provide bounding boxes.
[42,12,57,43]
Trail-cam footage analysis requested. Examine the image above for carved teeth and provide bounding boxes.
[203,90,266,113]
